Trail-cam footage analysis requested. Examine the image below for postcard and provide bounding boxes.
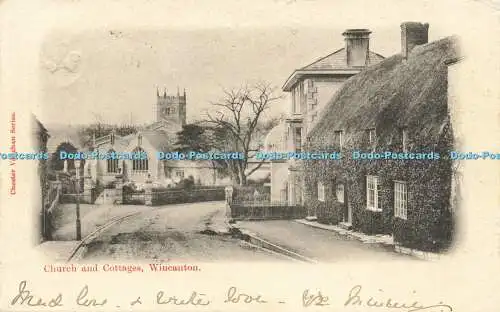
[1,0,500,311]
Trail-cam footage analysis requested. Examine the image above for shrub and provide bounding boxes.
[173,176,195,189]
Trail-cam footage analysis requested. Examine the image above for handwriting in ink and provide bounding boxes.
[76,285,108,307]
[302,289,330,307]
[156,290,211,306]
[130,296,142,306]
[224,286,267,304]
[10,280,63,307]
[344,285,453,312]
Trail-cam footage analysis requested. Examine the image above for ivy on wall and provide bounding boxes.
[302,120,455,252]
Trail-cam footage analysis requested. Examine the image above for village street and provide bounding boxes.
[47,201,415,262]
[77,202,287,262]
[234,220,414,262]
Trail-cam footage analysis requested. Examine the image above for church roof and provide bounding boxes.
[144,120,169,131]
[141,131,172,151]
[93,129,172,153]
[95,133,128,148]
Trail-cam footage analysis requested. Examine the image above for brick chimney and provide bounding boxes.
[343,29,371,67]
[401,22,429,59]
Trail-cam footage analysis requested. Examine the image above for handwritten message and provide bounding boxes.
[9,280,453,311]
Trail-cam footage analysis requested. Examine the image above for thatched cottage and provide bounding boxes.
[303,22,460,252]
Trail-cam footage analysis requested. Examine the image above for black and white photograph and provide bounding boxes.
[32,21,462,263]
[1,1,499,311]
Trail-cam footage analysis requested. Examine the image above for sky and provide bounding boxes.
[34,0,473,126]
[41,26,447,126]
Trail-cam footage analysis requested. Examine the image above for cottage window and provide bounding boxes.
[107,149,119,173]
[336,183,345,203]
[175,170,185,178]
[132,147,148,171]
[394,181,407,219]
[334,130,343,150]
[317,182,325,202]
[366,175,381,211]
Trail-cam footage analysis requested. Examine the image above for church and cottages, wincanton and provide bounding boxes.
[302,22,460,252]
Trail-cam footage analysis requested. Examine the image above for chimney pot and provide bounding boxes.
[342,29,372,67]
[401,22,429,59]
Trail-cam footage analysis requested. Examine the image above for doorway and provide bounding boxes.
[338,182,352,227]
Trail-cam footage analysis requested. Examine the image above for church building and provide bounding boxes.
[87,88,227,187]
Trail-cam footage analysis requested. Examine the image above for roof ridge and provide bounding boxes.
[411,35,457,54]
[300,47,345,70]
[368,50,386,60]
[307,36,456,143]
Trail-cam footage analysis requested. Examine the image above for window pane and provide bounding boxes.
[132,147,148,171]
[394,181,407,219]
[295,128,302,152]
[367,176,380,210]
[336,184,344,203]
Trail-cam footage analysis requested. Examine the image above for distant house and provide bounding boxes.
[263,120,288,201]
[32,114,50,242]
[266,28,384,204]
[303,22,460,252]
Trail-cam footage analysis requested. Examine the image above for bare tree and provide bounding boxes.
[204,81,282,186]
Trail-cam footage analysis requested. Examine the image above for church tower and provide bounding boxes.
[155,87,187,129]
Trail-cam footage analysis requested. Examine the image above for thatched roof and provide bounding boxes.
[308,36,459,147]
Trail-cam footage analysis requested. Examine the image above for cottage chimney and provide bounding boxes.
[401,22,429,59]
[342,29,371,67]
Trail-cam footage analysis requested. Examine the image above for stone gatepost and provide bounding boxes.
[83,163,94,202]
[114,168,124,204]
[145,173,153,206]
[224,186,233,218]
[54,177,62,194]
